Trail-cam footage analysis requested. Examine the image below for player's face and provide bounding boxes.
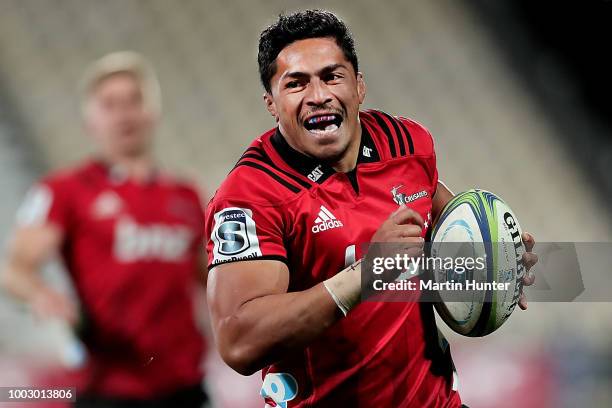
[265,38,366,164]
[85,73,155,157]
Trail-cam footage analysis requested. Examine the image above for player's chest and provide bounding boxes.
[290,160,435,263]
[73,185,200,261]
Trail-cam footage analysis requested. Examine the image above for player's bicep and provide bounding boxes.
[207,260,289,325]
[6,224,63,273]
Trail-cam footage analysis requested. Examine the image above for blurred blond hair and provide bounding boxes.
[80,51,161,116]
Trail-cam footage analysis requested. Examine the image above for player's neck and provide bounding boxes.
[100,152,156,183]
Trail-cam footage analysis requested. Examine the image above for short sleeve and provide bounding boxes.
[16,178,72,230]
[205,199,287,269]
[398,116,439,195]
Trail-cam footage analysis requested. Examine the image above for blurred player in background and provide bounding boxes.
[205,10,538,407]
[2,51,209,407]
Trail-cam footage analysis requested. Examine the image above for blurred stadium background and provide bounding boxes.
[0,0,611,407]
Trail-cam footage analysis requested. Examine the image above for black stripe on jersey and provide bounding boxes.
[234,145,311,190]
[396,118,415,155]
[257,148,312,189]
[231,147,264,171]
[240,153,263,161]
[370,110,397,158]
[235,161,301,193]
[245,146,261,155]
[379,111,406,156]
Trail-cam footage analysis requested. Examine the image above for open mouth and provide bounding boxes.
[303,113,343,134]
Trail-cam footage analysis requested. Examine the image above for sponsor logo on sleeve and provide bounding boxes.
[211,207,262,264]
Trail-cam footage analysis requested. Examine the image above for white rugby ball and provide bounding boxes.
[429,189,525,337]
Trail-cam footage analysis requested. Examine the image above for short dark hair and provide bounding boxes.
[258,9,359,93]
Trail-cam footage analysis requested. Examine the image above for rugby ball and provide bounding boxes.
[429,189,525,337]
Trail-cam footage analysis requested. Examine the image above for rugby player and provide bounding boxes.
[3,52,209,407]
[206,10,538,407]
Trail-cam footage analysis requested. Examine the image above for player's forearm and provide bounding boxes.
[2,225,62,303]
[1,257,46,303]
[216,283,341,375]
[4,251,77,325]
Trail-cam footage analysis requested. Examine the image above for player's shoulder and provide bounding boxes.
[360,109,435,159]
[211,130,308,208]
[38,159,97,190]
[395,114,435,154]
[22,161,96,218]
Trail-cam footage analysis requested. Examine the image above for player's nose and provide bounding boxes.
[305,78,333,107]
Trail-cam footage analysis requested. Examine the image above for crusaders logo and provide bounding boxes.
[390,185,428,205]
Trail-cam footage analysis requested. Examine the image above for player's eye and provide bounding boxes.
[324,73,342,82]
[285,80,302,89]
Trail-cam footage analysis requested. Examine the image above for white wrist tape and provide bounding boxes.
[323,259,362,316]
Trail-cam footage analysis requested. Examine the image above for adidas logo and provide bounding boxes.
[312,205,343,234]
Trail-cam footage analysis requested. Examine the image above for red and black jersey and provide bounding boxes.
[18,160,206,399]
[206,110,461,407]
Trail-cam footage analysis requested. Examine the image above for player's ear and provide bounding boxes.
[263,93,279,122]
[357,72,366,104]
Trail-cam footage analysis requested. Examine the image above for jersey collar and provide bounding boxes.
[92,158,159,185]
[270,120,380,184]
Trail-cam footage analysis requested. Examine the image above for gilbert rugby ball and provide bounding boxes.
[429,189,525,337]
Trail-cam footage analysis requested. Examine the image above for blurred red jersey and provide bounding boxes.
[20,159,206,399]
[206,110,461,407]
